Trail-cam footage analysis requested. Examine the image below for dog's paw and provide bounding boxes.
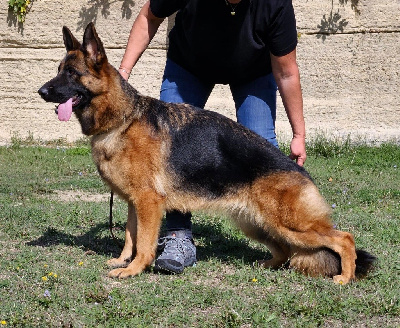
[108,267,140,279]
[333,274,353,285]
[107,257,131,269]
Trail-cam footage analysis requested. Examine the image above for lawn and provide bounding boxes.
[0,137,399,327]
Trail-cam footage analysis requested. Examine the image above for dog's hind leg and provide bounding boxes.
[233,217,290,269]
[251,173,357,284]
[108,191,165,278]
[281,227,356,284]
[107,203,137,268]
[257,239,290,269]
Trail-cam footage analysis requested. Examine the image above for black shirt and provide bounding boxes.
[150,0,298,84]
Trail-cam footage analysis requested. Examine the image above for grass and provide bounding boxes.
[0,136,399,327]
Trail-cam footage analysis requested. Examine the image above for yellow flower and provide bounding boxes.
[48,272,53,276]
[53,274,58,278]
[42,276,48,282]
[44,264,48,268]
[252,278,258,282]
[78,261,84,266]
[1,320,7,325]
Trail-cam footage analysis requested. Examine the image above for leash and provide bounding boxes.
[109,191,123,250]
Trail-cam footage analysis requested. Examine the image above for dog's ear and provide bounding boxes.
[82,22,107,64]
[62,26,81,52]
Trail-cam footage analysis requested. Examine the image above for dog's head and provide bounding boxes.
[38,23,112,134]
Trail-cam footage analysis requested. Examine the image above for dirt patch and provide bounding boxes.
[47,190,111,203]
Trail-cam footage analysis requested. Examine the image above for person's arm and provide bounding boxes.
[119,0,165,80]
[270,49,307,166]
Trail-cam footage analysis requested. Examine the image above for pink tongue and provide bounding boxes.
[57,98,73,121]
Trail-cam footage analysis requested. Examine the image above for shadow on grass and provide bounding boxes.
[193,221,269,264]
[27,223,123,258]
[27,221,269,265]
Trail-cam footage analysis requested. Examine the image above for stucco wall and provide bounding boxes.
[0,0,399,144]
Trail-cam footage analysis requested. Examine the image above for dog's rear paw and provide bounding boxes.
[107,257,131,268]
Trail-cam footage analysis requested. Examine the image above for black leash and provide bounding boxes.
[109,191,123,250]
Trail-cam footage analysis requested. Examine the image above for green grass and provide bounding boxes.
[0,137,399,327]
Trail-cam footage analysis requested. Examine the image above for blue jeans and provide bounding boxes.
[161,59,278,231]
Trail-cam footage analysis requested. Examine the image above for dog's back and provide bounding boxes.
[136,96,311,194]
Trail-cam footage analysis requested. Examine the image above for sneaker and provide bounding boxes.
[154,230,197,274]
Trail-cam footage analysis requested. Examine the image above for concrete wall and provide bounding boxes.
[0,0,399,144]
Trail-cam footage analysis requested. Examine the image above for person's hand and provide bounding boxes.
[289,135,306,166]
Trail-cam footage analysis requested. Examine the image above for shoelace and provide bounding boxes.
[157,236,187,256]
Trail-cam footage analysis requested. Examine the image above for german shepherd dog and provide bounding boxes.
[38,23,375,284]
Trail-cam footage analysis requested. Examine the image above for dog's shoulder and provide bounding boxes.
[134,95,198,133]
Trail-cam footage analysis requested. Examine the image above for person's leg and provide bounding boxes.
[160,59,213,108]
[161,58,214,229]
[155,59,213,273]
[230,73,279,148]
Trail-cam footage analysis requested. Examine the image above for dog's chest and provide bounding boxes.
[90,127,167,200]
[91,132,124,184]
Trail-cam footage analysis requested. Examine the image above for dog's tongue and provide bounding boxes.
[57,98,73,121]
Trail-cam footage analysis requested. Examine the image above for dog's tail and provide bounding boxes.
[354,249,378,278]
[289,248,376,279]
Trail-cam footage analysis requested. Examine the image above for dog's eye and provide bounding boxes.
[64,66,79,77]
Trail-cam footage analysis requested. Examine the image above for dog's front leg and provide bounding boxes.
[107,203,137,268]
[108,191,164,278]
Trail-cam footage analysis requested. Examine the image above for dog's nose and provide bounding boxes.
[38,86,49,98]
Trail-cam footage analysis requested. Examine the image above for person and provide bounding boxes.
[118,0,307,274]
